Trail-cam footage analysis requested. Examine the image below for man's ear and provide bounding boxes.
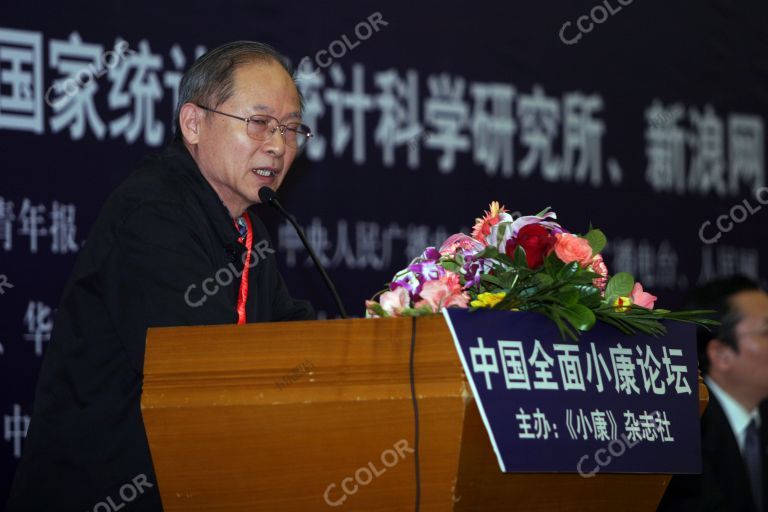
[707,338,736,372]
[179,103,202,144]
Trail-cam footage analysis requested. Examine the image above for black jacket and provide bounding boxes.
[6,141,313,511]
[658,393,768,512]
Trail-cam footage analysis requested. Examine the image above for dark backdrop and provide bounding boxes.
[2,0,767,504]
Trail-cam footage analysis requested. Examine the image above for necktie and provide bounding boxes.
[745,418,764,512]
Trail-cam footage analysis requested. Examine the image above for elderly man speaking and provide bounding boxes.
[7,41,314,511]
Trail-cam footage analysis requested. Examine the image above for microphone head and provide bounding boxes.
[258,186,277,205]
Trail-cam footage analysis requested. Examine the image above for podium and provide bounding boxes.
[141,315,708,511]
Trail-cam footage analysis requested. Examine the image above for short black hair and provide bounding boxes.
[173,41,302,141]
[688,275,760,374]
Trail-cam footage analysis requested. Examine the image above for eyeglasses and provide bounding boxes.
[196,104,313,150]
[740,328,768,339]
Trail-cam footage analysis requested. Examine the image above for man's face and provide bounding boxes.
[728,290,768,400]
[190,60,302,216]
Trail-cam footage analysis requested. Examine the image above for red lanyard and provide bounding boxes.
[235,214,253,325]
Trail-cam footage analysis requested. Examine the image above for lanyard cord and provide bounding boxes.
[234,214,253,324]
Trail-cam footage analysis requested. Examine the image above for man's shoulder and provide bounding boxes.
[701,384,733,441]
[103,143,204,227]
[118,144,195,203]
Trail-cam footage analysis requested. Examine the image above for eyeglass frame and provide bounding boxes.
[738,328,768,339]
[195,104,313,148]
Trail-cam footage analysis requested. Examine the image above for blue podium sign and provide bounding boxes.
[442,309,702,475]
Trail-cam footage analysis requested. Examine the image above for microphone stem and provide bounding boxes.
[271,200,348,319]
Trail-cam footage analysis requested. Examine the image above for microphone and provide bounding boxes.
[259,186,348,319]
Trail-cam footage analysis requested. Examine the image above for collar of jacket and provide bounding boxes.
[164,140,248,265]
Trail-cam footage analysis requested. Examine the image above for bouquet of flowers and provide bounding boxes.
[365,202,717,340]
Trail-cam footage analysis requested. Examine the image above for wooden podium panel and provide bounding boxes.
[142,315,706,511]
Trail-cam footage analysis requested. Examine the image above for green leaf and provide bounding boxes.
[366,301,388,317]
[494,222,512,247]
[476,246,501,260]
[534,273,554,287]
[575,285,602,308]
[570,270,602,285]
[441,261,461,273]
[583,229,607,256]
[557,261,580,280]
[513,245,528,268]
[605,272,634,298]
[401,305,434,317]
[480,273,505,288]
[497,255,516,269]
[595,312,636,335]
[560,304,596,331]
[544,252,565,277]
[497,269,522,284]
[518,285,541,300]
[556,287,580,307]
[495,293,523,311]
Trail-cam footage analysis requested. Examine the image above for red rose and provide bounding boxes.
[505,224,554,269]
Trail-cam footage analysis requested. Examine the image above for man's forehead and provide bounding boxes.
[733,290,768,318]
[231,62,301,116]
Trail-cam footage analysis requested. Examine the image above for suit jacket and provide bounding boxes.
[658,393,768,512]
[6,141,314,511]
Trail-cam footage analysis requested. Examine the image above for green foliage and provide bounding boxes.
[462,257,716,341]
[367,213,719,341]
[583,229,607,256]
[605,272,634,303]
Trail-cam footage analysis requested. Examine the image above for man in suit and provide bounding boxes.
[659,275,768,512]
[6,41,314,511]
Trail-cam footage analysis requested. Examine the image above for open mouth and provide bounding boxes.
[253,168,277,178]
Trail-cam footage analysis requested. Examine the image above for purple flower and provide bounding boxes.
[389,257,449,301]
[408,260,446,281]
[421,247,442,261]
[462,257,491,289]
[391,273,418,295]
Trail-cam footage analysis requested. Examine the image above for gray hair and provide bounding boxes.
[173,41,302,140]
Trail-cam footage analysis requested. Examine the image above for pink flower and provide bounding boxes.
[379,287,411,316]
[415,273,469,312]
[591,254,608,292]
[553,233,593,268]
[631,282,657,309]
[364,301,381,318]
[439,233,484,257]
